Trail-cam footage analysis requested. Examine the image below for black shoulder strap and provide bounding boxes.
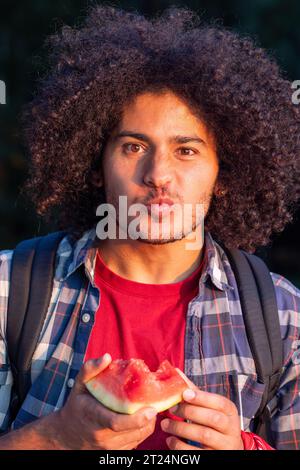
[7,230,68,421]
[223,247,283,443]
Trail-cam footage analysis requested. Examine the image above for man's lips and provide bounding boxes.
[145,198,176,217]
[146,198,175,206]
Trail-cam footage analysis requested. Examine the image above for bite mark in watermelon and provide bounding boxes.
[86,358,190,414]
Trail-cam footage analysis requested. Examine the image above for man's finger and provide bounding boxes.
[174,369,238,415]
[175,368,237,415]
[110,419,156,449]
[183,389,238,416]
[75,353,112,393]
[92,401,158,432]
[170,403,231,434]
[161,419,234,450]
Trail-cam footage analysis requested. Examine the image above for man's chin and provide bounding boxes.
[136,236,182,245]
[117,219,201,245]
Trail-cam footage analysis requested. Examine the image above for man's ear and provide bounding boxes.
[91,170,103,188]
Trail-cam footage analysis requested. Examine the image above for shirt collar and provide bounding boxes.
[199,230,235,292]
[55,227,98,285]
[56,227,234,292]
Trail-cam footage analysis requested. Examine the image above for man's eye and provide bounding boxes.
[122,143,143,153]
[178,148,196,156]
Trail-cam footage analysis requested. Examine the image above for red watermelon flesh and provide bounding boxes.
[86,358,189,414]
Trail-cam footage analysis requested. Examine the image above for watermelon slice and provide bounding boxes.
[86,358,189,414]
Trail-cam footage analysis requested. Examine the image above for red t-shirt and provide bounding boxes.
[84,250,204,450]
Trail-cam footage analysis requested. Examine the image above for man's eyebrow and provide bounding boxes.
[113,131,207,146]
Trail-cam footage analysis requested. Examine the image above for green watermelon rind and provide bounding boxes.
[86,379,186,414]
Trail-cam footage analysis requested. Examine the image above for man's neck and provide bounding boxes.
[95,233,205,284]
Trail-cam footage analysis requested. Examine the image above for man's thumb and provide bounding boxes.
[75,353,112,392]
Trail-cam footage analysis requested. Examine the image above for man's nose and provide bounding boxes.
[142,152,173,189]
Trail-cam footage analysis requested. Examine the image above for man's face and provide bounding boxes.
[98,90,219,244]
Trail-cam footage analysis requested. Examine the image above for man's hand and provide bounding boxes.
[0,353,157,450]
[161,370,244,450]
[54,353,158,450]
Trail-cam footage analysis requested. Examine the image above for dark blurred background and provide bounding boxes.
[0,0,299,286]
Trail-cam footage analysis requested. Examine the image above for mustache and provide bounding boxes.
[139,191,181,206]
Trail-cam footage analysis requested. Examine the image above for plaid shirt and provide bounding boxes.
[0,228,299,449]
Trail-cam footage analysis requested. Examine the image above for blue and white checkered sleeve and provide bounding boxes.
[269,273,300,450]
[0,250,14,433]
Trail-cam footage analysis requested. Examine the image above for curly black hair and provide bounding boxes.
[21,4,300,252]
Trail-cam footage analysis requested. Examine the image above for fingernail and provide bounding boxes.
[95,353,110,365]
[183,389,196,400]
[161,419,169,431]
[144,409,157,420]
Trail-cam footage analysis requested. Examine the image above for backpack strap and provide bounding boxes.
[7,230,68,423]
[242,251,284,441]
[223,247,283,444]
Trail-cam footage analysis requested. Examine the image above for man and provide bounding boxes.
[0,5,299,450]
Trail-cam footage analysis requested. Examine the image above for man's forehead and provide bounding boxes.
[108,91,214,144]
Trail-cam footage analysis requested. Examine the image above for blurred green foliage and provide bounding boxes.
[0,0,299,285]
